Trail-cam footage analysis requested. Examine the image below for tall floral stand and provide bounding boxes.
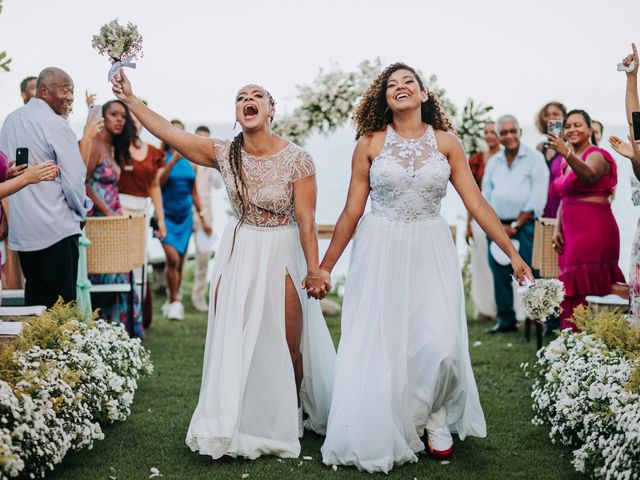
[531,218,561,349]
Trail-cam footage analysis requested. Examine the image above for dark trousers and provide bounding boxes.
[18,234,79,308]
[488,221,534,328]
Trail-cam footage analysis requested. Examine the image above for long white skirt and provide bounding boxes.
[186,222,336,459]
[321,214,486,473]
[470,219,497,318]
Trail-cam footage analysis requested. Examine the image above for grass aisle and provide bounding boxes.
[49,271,583,480]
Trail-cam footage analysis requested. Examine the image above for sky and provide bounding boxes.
[0,0,639,128]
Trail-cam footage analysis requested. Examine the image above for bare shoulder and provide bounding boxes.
[433,129,463,155]
[356,129,386,161]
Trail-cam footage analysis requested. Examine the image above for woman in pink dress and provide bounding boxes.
[548,109,626,330]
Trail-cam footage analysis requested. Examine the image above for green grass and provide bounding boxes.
[48,266,583,480]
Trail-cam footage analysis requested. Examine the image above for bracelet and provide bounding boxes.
[563,150,572,160]
[305,275,323,280]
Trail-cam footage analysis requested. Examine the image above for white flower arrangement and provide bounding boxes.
[91,19,143,81]
[521,279,565,323]
[272,59,488,149]
[527,330,640,479]
[0,315,152,479]
[91,19,143,62]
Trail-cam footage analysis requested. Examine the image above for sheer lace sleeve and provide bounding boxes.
[291,149,316,183]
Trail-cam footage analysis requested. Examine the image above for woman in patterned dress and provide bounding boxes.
[85,99,143,337]
[111,72,336,459]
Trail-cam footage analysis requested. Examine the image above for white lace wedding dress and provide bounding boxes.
[186,141,336,459]
[321,125,486,473]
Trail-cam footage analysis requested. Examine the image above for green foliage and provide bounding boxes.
[573,305,640,391]
[457,99,493,155]
[0,300,97,386]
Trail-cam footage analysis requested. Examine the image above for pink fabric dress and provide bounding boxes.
[552,146,626,330]
[0,150,8,280]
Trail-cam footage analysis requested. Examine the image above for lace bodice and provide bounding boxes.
[215,141,315,227]
[370,125,451,222]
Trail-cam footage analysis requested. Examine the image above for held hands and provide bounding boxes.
[302,269,332,300]
[510,255,534,285]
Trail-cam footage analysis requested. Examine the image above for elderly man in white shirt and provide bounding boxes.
[482,114,549,334]
[0,67,91,307]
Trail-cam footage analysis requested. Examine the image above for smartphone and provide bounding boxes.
[632,111,640,141]
[548,120,563,137]
[87,104,102,122]
[15,147,28,167]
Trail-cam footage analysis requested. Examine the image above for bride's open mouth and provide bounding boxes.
[243,104,259,119]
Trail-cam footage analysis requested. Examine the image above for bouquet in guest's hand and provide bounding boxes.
[91,19,143,81]
[520,279,565,323]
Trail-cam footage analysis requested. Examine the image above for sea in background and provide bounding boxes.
[74,121,637,282]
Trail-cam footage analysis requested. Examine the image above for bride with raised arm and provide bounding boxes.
[320,63,533,473]
[112,72,335,460]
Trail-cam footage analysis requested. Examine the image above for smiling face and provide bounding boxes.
[103,102,127,136]
[39,71,74,117]
[564,112,592,147]
[235,85,275,132]
[498,119,521,150]
[385,69,428,115]
[484,122,499,149]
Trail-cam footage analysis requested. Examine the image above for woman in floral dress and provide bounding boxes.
[86,100,143,337]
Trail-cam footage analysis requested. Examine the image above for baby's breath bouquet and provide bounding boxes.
[521,279,565,323]
[91,19,143,81]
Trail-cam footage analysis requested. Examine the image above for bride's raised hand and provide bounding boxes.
[111,69,135,103]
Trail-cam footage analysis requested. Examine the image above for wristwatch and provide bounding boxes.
[510,221,520,230]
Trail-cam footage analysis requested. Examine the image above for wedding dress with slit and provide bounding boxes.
[186,141,336,459]
[321,125,486,473]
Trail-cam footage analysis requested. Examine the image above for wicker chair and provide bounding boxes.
[85,216,147,334]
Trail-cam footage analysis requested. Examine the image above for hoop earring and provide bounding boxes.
[384,106,390,115]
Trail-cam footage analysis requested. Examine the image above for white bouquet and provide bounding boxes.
[521,278,565,323]
[91,19,143,81]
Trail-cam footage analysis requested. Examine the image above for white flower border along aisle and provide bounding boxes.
[525,306,640,479]
[0,301,153,479]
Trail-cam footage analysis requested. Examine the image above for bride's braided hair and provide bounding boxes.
[228,86,276,224]
[353,63,454,140]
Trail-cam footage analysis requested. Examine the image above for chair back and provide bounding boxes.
[532,218,560,279]
[85,216,147,274]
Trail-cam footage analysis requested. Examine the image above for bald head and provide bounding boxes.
[36,67,74,118]
[36,67,72,93]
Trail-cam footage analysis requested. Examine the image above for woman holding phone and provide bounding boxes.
[547,109,626,330]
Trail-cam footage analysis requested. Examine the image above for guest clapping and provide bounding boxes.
[547,109,626,330]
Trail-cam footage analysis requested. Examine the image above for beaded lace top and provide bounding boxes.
[215,141,316,227]
[370,125,450,222]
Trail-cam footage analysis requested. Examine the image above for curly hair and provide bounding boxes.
[102,100,135,167]
[353,63,454,140]
[534,101,567,134]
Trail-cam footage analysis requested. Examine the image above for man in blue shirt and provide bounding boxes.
[0,67,91,307]
[482,115,549,333]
